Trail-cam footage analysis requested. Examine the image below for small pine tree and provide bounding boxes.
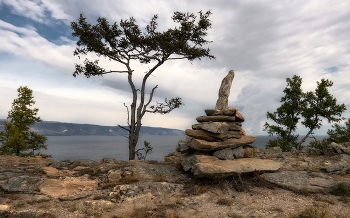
[0,86,47,156]
[264,75,346,151]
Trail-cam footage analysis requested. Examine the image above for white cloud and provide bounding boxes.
[1,0,350,135]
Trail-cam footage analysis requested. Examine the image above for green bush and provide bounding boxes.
[308,138,331,154]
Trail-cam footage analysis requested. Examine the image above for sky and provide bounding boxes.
[0,0,349,135]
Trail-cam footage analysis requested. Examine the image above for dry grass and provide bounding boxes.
[152,175,167,182]
[216,198,234,206]
[289,205,350,218]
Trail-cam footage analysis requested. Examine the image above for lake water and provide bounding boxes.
[43,135,327,162]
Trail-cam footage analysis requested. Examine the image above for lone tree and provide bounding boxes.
[71,11,215,160]
[0,86,47,156]
[264,75,346,151]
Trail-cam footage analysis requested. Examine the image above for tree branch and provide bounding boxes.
[141,85,158,117]
[123,103,130,126]
[118,124,130,133]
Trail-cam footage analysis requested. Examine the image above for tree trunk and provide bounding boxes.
[128,130,139,160]
[296,129,313,150]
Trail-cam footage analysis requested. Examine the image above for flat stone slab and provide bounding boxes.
[39,177,98,199]
[188,136,256,151]
[262,171,335,193]
[2,176,42,193]
[191,158,281,178]
[186,129,228,141]
[196,115,236,122]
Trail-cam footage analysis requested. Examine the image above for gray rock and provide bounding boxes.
[222,107,238,116]
[186,129,229,141]
[188,136,257,151]
[331,142,343,154]
[204,109,223,116]
[215,70,235,111]
[111,182,183,200]
[227,121,242,128]
[213,146,245,160]
[192,122,230,134]
[181,154,216,171]
[213,148,235,160]
[321,162,349,173]
[176,136,193,152]
[263,171,334,193]
[227,130,242,139]
[108,169,123,182]
[59,192,92,201]
[2,176,42,193]
[191,158,281,178]
[235,111,245,122]
[332,142,350,155]
[196,115,236,122]
[263,171,309,192]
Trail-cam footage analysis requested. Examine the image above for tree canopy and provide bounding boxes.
[71,11,215,160]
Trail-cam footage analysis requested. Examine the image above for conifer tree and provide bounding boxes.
[264,75,346,151]
[0,86,47,156]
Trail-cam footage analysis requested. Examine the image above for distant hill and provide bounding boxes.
[0,119,185,136]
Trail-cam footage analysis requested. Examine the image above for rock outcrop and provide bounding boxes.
[175,70,281,178]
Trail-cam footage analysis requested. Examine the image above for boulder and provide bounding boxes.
[191,158,281,178]
[188,136,257,151]
[185,129,228,141]
[213,146,245,160]
[192,122,230,134]
[176,136,193,152]
[215,70,235,110]
[196,115,236,122]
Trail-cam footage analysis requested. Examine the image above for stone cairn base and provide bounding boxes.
[168,70,281,178]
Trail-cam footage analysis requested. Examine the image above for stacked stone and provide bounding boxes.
[174,70,279,178]
[183,107,256,159]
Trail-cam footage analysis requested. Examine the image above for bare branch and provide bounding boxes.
[123,103,130,126]
[141,85,158,117]
[118,124,130,133]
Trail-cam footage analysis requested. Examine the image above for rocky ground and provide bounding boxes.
[1,148,350,218]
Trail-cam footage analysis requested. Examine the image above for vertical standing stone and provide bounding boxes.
[215,70,235,111]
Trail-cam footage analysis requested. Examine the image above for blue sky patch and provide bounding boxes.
[324,66,339,73]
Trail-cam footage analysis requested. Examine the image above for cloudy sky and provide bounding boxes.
[0,0,349,135]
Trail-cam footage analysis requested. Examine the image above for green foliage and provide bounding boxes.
[71,11,214,160]
[264,75,346,151]
[308,138,331,153]
[263,75,303,151]
[327,118,350,143]
[266,138,297,152]
[0,86,47,156]
[136,140,153,160]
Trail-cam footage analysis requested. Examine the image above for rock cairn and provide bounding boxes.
[175,70,281,178]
